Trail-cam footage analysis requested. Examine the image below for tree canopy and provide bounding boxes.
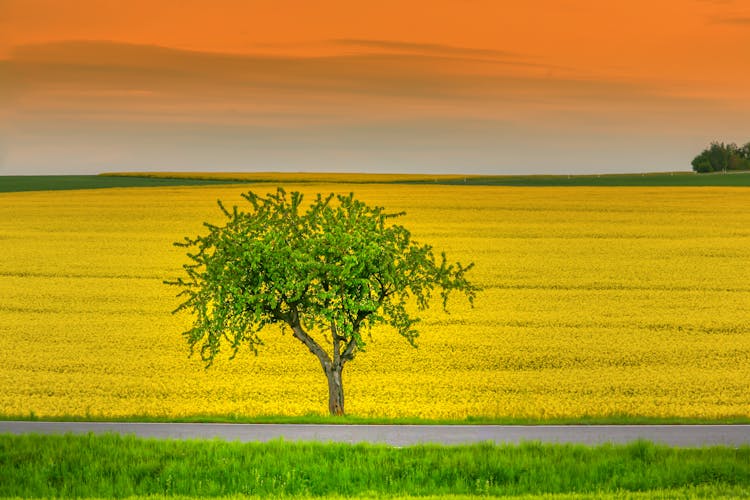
[167,188,476,415]
[691,141,750,173]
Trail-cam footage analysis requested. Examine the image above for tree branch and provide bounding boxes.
[341,336,358,363]
[289,306,331,371]
[291,324,331,372]
[331,322,341,369]
[352,309,372,332]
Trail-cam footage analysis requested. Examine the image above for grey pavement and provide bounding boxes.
[1,422,749,447]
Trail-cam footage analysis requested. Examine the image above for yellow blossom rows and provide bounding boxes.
[0,184,748,419]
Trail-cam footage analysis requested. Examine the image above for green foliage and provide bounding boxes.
[168,188,475,367]
[692,141,750,173]
[1,434,749,497]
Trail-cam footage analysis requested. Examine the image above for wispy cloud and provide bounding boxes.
[4,40,686,106]
[329,38,522,59]
[712,15,750,24]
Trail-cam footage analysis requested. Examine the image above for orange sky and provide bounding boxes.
[2,0,749,174]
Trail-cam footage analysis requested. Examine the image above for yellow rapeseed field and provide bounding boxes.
[0,184,748,419]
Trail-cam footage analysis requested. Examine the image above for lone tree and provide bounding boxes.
[167,188,476,415]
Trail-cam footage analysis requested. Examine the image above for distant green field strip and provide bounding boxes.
[403,172,750,186]
[3,172,750,192]
[110,171,750,187]
[3,171,750,193]
[1,434,748,498]
[0,175,240,193]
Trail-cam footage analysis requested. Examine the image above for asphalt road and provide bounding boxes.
[1,422,749,447]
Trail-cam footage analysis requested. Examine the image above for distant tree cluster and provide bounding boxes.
[691,141,750,173]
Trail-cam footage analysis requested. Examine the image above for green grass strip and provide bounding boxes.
[3,489,750,500]
[4,412,750,425]
[0,434,748,498]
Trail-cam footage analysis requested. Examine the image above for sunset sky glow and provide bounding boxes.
[2,0,749,174]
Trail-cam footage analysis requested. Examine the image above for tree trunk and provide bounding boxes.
[289,320,353,416]
[325,364,345,416]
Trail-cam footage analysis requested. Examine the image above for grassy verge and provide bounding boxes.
[2,491,747,500]
[3,412,750,425]
[1,491,749,500]
[1,434,748,498]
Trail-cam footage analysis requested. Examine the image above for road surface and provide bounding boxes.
[1,422,748,447]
